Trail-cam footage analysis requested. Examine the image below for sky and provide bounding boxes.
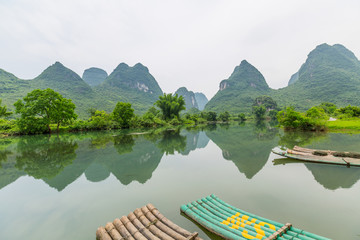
[1,0,360,99]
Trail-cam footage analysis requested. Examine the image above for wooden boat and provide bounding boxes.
[96,203,202,240]
[272,146,360,167]
[181,194,330,240]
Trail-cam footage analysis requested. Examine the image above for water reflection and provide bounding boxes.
[206,122,279,179]
[1,126,360,192]
[305,164,360,190]
[157,129,187,155]
[15,135,78,179]
[274,131,360,190]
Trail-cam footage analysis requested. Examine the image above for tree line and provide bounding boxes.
[1,88,358,135]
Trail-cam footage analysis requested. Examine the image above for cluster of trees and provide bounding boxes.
[276,102,360,131]
[0,90,237,135]
[4,89,360,135]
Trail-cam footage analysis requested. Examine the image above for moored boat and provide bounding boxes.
[272,146,360,167]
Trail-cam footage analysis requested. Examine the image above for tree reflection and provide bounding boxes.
[15,135,78,179]
[113,134,135,155]
[277,130,327,149]
[157,129,187,155]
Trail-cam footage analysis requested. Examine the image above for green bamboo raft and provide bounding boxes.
[180,194,330,240]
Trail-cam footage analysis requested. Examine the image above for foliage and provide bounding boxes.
[112,102,135,128]
[318,102,337,115]
[238,113,246,122]
[14,89,77,134]
[252,105,266,120]
[277,107,327,131]
[335,105,360,119]
[253,95,277,111]
[218,111,230,122]
[268,110,278,120]
[155,93,186,120]
[88,110,114,130]
[0,99,12,118]
[200,111,217,121]
[305,107,328,120]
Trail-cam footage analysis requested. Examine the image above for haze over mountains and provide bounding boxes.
[1,43,360,118]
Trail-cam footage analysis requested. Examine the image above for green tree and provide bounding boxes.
[155,93,185,120]
[218,111,230,122]
[318,102,337,115]
[112,102,135,128]
[238,113,246,122]
[14,89,77,134]
[252,105,266,120]
[305,107,328,120]
[0,99,12,118]
[253,96,278,111]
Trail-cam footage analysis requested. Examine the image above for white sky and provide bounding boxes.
[1,0,360,99]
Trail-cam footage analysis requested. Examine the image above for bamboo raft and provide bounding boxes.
[272,146,360,167]
[96,203,202,240]
[180,194,329,240]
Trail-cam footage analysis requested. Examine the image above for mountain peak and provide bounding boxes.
[175,87,198,110]
[288,43,360,86]
[82,67,108,87]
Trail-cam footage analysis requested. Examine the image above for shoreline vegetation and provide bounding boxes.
[1,89,360,137]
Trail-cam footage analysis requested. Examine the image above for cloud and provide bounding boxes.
[1,0,360,98]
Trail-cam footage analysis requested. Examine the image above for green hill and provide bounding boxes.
[205,60,270,113]
[94,63,163,114]
[206,43,360,113]
[82,67,108,87]
[273,43,360,110]
[194,92,208,111]
[0,62,163,118]
[174,87,198,111]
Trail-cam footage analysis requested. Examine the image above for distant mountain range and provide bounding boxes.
[207,43,360,112]
[1,43,359,117]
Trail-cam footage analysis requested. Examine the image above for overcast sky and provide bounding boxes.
[1,0,360,99]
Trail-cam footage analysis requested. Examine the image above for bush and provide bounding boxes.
[277,107,327,131]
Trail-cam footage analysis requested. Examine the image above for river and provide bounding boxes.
[0,122,359,239]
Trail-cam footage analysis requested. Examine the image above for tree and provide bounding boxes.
[252,105,266,120]
[318,102,337,115]
[112,102,135,128]
[238,113,246,122]
[14,88,77,134]
[253,96,277,111]
[0,99,12,118]
[155,93,185,120]
[218,111,230,122]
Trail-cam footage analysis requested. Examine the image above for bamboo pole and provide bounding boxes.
[96,226,113,240]
[128,212,160,240]
[133,208,169,240]
[142,205,187,240]
[113,218,136,240]
[120,216,147,240]
[105,222,122,240]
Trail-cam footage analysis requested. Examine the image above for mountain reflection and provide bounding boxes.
[0,128,211,191]
[206,122,278,179]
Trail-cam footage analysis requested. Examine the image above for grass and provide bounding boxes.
[327,119,360,132]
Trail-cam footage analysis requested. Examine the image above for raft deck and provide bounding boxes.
[272,146,360,167]
[181,194,330,240]
[96,203,202,240]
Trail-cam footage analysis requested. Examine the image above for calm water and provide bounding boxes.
[0,123,360,240]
